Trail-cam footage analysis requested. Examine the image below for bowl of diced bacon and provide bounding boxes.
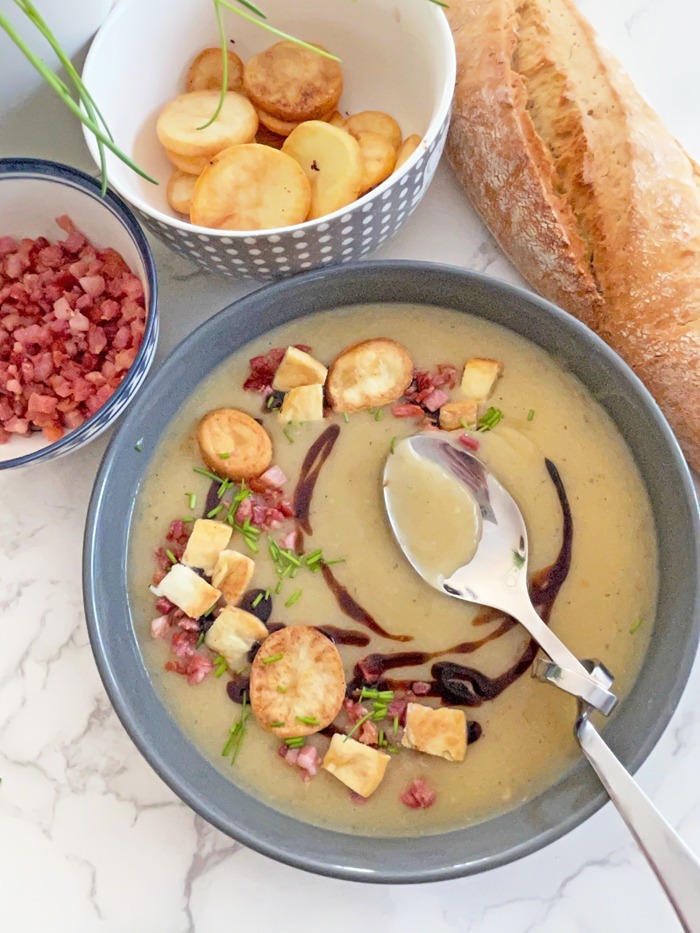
[0,158,158,469]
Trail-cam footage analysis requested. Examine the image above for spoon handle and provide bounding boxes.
[577,718,700,931]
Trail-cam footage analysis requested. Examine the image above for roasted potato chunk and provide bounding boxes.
[181,519,233,574]
[394,134,422,172]
[461,358,504,400]
[346,110,402,152]
[164,148,212,175]
[401,703,467,762]
[256,108,301,138]
[190,144,311,231]
[166,170,198,215]
[211,550,255,605]
[197,407,272,480]
[156,90,258,157]
[326,338,414,413]
[249,626,346,738]
[186,47,245,93]
[282,121,363,220]
[439,399,478,431]
[353,130,396,194]
[278,384,324,424]
[322,735,390,798]
[272,346,328,391]
[154,564,221,619]
[326,110,346,128]
[244,40,343,123]
[205,605,268,669]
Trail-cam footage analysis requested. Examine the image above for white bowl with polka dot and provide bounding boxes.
[81,0,456,280]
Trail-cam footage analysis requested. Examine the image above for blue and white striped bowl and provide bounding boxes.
[0,158,158,470]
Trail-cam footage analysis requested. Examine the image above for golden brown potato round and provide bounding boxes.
[197,408,272,479]
[186,47,245,93]
[354,130,396,194]
[190,144,311,231]
[326,338,414,412]
[282,121,362,220]
[346,111,402,152]
[256,108,301,138]
[244,40,343,122]
[394,134,422,172]
[156,90,258,157]
[326,110,346,128]
[166,170,198,214]
[249,626,346,738]
[163,148,212,175]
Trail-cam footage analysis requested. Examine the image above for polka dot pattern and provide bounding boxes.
[139,115,449,281]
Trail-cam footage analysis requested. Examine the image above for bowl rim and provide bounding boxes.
[0,157,159,471]
[81,0,457,238]
[83,261,700,882]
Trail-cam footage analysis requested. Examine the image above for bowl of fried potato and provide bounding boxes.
[82,0,456,280]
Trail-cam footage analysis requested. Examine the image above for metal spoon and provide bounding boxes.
[535,658,700,932]
[382,434,617,714]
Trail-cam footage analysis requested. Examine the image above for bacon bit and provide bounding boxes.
[392,402,425,418]
[387,697,408,724]
[0,218,146,444]
[458,433,480,451]
[259,464,287,487]
[150,615,171,639]
[166,519,191,544]
[171,629,198,658]
[278,743,320,781]
[155,596,175,615]
[411,681,431,696]
[358,720,378,746]
[165,652,213,684]
[400,778,437,810]
[279,529,297,551]
[421,388,450,412]
[344,699,369,724]
[356,655,384,683]
[243,344,312,393]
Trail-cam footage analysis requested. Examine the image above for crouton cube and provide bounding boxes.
[460,358,503,401]
[211,550,255,605]
[401,703,467,762]
[181,519,233,574]
[155,564,221,619]
[439,399,478,431]
[322,734,390,797]
[205,606,268,668]
[278,384,324,424]
[272,346,328,392]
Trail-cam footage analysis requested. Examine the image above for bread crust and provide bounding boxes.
[446,0,700,469]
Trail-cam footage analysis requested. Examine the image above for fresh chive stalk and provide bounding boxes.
[221,690,250,763]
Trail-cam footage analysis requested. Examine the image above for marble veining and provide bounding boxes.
[1,0,699,929]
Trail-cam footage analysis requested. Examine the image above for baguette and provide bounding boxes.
[446,0,700,470]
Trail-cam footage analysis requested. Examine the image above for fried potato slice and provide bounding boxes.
[190,144,311,231]
[197,407,272,479]
[164,148,212,175]
[166,170,198,214]
[249,625,346,738]
[156,90,258,157]
[205,606,268,669]
[354,131,396,194]
[186,47,245,93]
[182,519,233,574]
[439,399,478,431]
[326,338,414,413]
[282,121,362,220]
[326,110,346,128]
[346,111,402,152]
[244,40,343,122]
[401,703,467,762]
[461,358,503,400]
[255,122,286,150]
[211,550,255,605]
[256,108,300,137]
[272,346,328,391]
[394,134,422,172]
[322,734,390,798]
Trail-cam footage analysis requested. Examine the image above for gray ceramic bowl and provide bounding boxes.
[83,262,699,883]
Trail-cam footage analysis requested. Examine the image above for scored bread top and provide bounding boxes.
[446,0,700,469]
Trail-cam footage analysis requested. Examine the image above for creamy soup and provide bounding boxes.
[130,303,657,836]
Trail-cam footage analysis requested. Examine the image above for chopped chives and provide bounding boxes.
[187,492,197,510]
[221,691,250,763]
[343,412,349,424]
[390,436,397,453]
[195,631,205,649]
[305,548,323,564]
[378,729,385,746]
[194,466,225,484]
[629,617,644,635]
[285,589,302,607]
[270,721,285,728]
[262,653,284,664]
[182,516,195,523]
[218,452,231,459]
[360,687,379,700]
[282,549,301,566]
[374,408,383,422]
[134,440,143,452]
[477,406,504,432]
[165,549,177,565]
[393,716,399,735]
[322,558,345,566]
[252,592,263,608]
[296,715,319,725]
[275,580,283,595]
[284,736,305,747]
[214,655,228,677]
[527,409,535,422]
[207,504,223,518]
[276,685,287,693]
[283,425,295,444]
[345,711,372,742]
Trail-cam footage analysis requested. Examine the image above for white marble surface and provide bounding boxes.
[1,1,699,929]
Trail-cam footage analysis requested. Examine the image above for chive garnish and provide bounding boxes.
[296,715,319,726]
[285,589,302,607]
[165,549,177,565]
[187,492,197,510]
[390,436,397,453]
[213,655,228,677]
[393,716,399,735]
[527,409,535,421]
[378,729,385,746]
[277,685,287,693]
[134,440,143,452]
[512,550,525,570]
[262,653,283,664]
[221,691,250,763]
[283,425,295,444]
[275,580,283,595]
[374,408,383,422]
[270,721,285,728]
[182,516,195,523]
[284,736,305,748]
[629,617,644,635]
[477,407,504,432]
[207,504,223,518]
[218,452,231,459]
[343,412,349,424]
[195,631,205,649]
[194,466,225,484]
[252,592,264,608]
[345,711,372,742]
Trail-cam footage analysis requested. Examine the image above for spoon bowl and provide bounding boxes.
[383,433,617,714]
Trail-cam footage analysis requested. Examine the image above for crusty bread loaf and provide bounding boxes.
[446,0,700,470]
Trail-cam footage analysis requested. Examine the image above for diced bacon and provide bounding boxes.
[166,519,191,544]
[422,388,450,412]
[150,615,171,639]
[358,720,378,746]
[171,629,198,658]
[0,236,17,256]
[155,596,175,615]
[279,529,297,550]
[387,697,408,725]
[458,433,480,451]
[78,274,105,297]
[259,465,287,487]
[411,681,431,696]
[296,744,320,781]
[356,655,384,682]
[26,393,57,416]
[185,653,213,685]
[242,344,311,393]
[344,699,369,724]
[400,778,437,810]
[392,403,425,418]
